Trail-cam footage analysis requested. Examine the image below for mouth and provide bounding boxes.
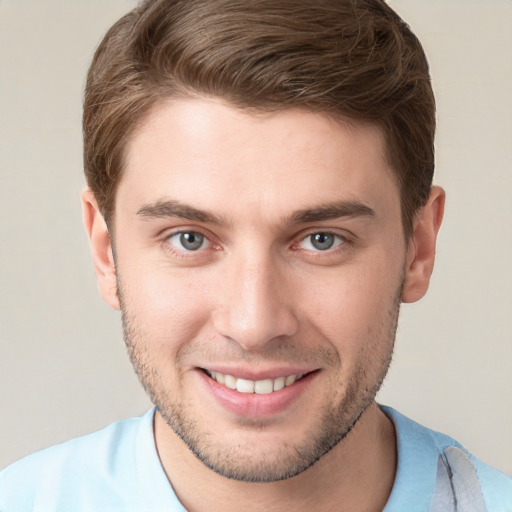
[199,367,319,417]
[203,369,309,395]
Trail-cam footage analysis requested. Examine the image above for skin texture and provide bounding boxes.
[83,97,444,511]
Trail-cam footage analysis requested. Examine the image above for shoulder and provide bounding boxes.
[0,410,155,511]
[469,455,512,511]
[382,406,512,511]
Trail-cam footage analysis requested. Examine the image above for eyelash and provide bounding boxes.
[164,230,215,259]
[294,231,347,252]
[162,228,351,259]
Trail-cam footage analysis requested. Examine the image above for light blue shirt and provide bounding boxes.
[1,407,511,511]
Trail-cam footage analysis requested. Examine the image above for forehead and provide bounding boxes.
[117,97,400,225]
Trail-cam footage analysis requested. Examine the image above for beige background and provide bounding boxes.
[1,0,511,475]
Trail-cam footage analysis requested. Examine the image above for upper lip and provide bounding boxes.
[198,366,319,381]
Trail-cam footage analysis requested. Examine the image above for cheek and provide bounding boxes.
[118,260,213,351]
[298,256,403,351]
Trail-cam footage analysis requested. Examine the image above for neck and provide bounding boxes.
[154,402,397,512]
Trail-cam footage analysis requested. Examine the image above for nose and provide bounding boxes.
[212,250,299,351]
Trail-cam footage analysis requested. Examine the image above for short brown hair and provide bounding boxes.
[83,0,435,235]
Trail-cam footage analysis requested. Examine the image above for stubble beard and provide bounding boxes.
[118,275,402,483]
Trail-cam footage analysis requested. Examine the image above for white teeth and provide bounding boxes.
[207,371,304,394]
[224,374,237,390]
[254,379,273,394]
[285,375,297,386]
[273,376,285,391]
[236,378,255,393]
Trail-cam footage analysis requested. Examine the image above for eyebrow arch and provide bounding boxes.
[137,198,376,226]
[289,200,376,224]
[137,199,225,225]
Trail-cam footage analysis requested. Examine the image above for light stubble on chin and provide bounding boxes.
[116,270,403,483]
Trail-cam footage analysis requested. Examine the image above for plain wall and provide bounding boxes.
[0,0,511,474]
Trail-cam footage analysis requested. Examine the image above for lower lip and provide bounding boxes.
[198,370,318,418]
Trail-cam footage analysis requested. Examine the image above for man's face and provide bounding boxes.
[111,98,407,482]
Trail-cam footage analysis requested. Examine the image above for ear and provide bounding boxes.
[81,188,120,310]
[402,186,445,303]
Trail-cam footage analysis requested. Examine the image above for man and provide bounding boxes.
[0,0,510,510]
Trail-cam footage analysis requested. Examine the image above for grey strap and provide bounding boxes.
[429,446,487,512]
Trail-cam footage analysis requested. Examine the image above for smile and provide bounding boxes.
[205,370,305,395]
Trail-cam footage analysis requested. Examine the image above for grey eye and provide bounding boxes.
[310,233,335,251]
[169,231,207,251]
[180,232,204,250]
[298,232,344,252]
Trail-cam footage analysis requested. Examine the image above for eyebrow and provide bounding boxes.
[136,198,376,226]
[137,199,225,225]
[289,200,376,224]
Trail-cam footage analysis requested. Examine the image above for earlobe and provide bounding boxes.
[81,188,120,310]
[402,186,445,303]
